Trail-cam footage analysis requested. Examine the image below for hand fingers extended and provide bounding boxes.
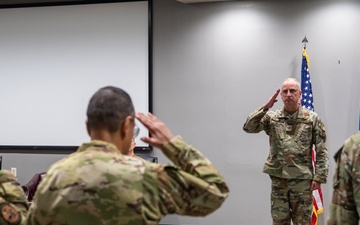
[272,89,280,99]
[136,112,164,137]
[136,112,152,128]
[136,112,174,147]
[136,112,160,132]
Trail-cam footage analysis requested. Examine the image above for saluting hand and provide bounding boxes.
[136,112,174,149]
[263,88,280,110]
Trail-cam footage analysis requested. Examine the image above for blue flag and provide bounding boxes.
[301,49,314,111]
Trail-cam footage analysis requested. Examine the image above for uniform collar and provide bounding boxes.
[278,106,309,119]
[76,140,120,153]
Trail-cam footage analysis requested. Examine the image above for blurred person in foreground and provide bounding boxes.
[327,131,360,225]
[26,86,229,225]
[0,170,28,225]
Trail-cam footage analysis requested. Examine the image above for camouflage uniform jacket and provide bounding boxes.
[26,136,229,225]
[243,106,328,183]
[328,131,360,225]
[133,154,146,162]
[0,170,29,225]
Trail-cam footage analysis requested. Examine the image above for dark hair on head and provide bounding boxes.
[86,86,134,133]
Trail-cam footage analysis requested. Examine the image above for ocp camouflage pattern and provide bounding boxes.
[328,131,360,225]
[26,136,229,225]
[0,170,28,225]
[243,106,328,182]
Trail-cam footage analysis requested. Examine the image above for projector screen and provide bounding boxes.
[0,1,150,149]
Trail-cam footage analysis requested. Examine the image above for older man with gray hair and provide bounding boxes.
[243,78,329,225]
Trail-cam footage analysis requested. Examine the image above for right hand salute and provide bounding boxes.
[263,88,280,110]
[136,112,174,149]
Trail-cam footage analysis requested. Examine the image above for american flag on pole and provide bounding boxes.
[301,48,324,225]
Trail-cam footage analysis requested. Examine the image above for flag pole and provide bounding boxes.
[302,36,308,50]
[300,36,324,225]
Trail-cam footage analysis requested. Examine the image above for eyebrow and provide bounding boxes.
[281,88,298,93]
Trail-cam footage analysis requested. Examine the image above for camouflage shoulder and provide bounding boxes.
[350,131,360,145]
[299,106,320,120]
[300,106,312,113]
[0,170,17,183]
[0,171,28,204]
[133,154,147,162]
[342,132,360,155]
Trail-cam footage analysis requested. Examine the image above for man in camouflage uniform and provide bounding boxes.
[0,170,28,225]
[26,86,229,225]
[327,131,360,225]
[243,78,328,225]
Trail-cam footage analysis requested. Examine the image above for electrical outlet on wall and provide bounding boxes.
[10,167,17,177]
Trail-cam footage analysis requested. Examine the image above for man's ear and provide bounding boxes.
[120,115,133,140]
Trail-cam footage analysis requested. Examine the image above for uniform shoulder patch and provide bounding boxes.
[0,203,21,225]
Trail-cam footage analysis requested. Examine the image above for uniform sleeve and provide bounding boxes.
[0,170,28,225]
[327,134,360,225]
[347,134,360,222]
[142,136,229,220]
[352,153,360,224]
[243,107,271,134]
[312,116,329,183]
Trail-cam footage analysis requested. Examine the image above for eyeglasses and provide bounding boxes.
[133,124,140,138]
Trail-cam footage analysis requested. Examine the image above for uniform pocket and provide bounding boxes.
[298,123,312,147]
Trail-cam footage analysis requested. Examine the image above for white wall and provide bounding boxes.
[153,0,360,224]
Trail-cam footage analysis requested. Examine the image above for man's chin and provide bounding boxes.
[284,102,297,108]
